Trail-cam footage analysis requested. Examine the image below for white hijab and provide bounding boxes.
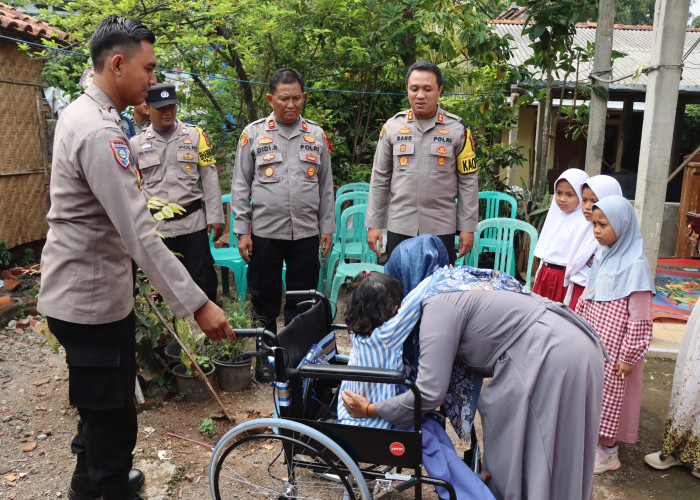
[533,168,590,265]
[585,195,656,301]
[564,175,623,289]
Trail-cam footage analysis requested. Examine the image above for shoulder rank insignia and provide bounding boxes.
[307,166,316,177]
[436,129,450,135]
[183,137,193,144]
[437,112,444,123]
[238,132,248,148]
[407,110,414,120]
[379,124,386,139]
[306,152,318,162]
[301,121,308,132]
[109,139,130,168]
[258,136,273,144]
[267,119,276,129]
[398,127,411,134]
[303,135,316,143]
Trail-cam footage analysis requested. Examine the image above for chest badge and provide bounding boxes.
[185,165,192,172]
[183,138,192,144]
[398,127,411,134]
[303,135,316,143]
[305,152,318,162]
[141,142,152,149]
[258,136,273,144]
[307,167,315,177]
[109,139,130,168]
[183,153,194,161]
[263,154,276,161]
[436,129,450,135]
[399,144,407,152]
[436,146,448,155]
[265,167,274,177]
[437,157,447,166]
[399,156,408,166]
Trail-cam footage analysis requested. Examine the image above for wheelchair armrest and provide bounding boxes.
[298,364,406,385]
[331,323,349,330]
[334,354,349,365]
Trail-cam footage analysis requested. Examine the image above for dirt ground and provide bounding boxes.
[0,275,698,499]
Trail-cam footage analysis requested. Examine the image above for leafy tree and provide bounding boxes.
[613,0,655,26]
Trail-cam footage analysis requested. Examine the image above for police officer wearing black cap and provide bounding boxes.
[131,83,224,302]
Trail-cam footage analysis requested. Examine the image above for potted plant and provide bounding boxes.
[171,317,216,402]
[209,296,254,392]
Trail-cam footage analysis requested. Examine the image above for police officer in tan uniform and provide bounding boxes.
[231,68,335,381]
[37,16,233,500]
[366,61,478,263]
[131,83,223,302]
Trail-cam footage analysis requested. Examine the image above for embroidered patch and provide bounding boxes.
[184,137,193,144]
[265,167,274,177]
[301,121,308,131]
[185,165,192,172]
[399,144,407,152]
[303,135,316,143]
[436,129,450,135]
[436,146,448,155]
[399,156,408,166]
[407,110,413,120]
[263,154,276,161]
[437,112,444,123]
[306,152,318,162]
[258,136,273,144]
[109,139,130,168]
[183,153,194,161]
[267,119,276,129]
[199,128,211,147]
[238,133,248,148]
[323,130,334,151]
[437,157,447,166]
[380,124,386,139]
[307,167,315,177]
[398,127,411,134]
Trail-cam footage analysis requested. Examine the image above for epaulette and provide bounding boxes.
[391,109,410,120]
[440,109,462,123]
[250,117,267,126]
[304,117,319,126]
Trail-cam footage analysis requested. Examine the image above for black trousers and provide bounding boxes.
[247,235,320,333]
[47,312,137,488]
[386,231,457,265]
[163,228,218,302]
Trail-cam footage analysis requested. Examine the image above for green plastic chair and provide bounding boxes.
[324,191,369,294]
[335,182,369,198]
[209,194,248,302]
[471,218,538,289]
[328,205,383,317]
[478,191,518,254]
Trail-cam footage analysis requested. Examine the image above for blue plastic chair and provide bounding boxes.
[328,205,383,317]
[324,191,369,294]
[209,194,248,302]
[471,218,538,289]
[335,182,369,198]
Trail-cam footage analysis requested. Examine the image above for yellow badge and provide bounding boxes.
[258,136,273,144]
[306,152,318,162]
[399,127,411,134]
[183,138,193,144]
[456,128,477,174]
[265,167,274,177]
[437,157,446,166]
[307,167,315,177]
[268,119,276,129]
[303,135,316,143]
[301,121,308,131]
[263,154,276,161]
[437,112,444,123]
[436,146,448,155]
[238,133,248,148]
[183,153,194,161]
[185,165,192,172]
[197,127,216,166]
[380,124,386,139]
[399,156,408,166]
[407,110,413,120]
[436,129,450,135]
[400,144,407,152]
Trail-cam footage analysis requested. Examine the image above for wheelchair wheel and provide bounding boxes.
[210,418,370,499]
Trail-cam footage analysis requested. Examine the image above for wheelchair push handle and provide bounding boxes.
[285,289,324,298]
[231,328,276,347]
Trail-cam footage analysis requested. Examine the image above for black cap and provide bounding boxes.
[146,83,179,108]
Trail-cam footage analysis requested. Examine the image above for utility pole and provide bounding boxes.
[635,0,690,272]
[585,0,616,175]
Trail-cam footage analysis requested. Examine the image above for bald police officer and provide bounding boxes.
[231,68,335,381]
[366,61,478,263]
[131,83,223,302]
[38,16,233,500]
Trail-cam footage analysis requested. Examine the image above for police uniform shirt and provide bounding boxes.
[130,120,223,238]
[365,106,478,236]
[38,85,208,324]
[231,112,335,239]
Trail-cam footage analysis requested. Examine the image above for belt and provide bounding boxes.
[149,199,202,221]
[543,262,565,270]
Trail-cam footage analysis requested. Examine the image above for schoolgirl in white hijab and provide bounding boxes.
[532,168,590,302]
[563,175,623,308]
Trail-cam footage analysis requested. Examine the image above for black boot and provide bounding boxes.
[101,479,143,500]
[68,468,145,500]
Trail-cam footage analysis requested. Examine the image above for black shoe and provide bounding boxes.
[101,479,143,500]
[255,356,274,383]
[68,469,145,500]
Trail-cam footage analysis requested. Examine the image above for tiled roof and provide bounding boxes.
[0,2,69,42]
[491,20,700,92]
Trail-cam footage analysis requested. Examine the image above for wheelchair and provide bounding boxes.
[209,290,480,499]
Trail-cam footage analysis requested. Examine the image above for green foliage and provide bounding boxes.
[0,242,11,268]
[198,417,216,438]
[20,248,35,266]
[39,320,62,354]
[613,0,656,26]
[681,104,700,154]
[515,178,550,234]
[133,276,173,375]
[175,317,210,376]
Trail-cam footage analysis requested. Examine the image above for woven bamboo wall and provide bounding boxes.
[0,39,49,248]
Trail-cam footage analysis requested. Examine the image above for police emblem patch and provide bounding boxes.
[303,135,316,143]
[436,146,448,155]
[263,154,276,161]
[436,129,450,135]
[437,157,447,166]
[160,90,170,98]
[109,139,130,168]
[400,144,407,152]
[259,136,273,144]
[186,165,192,172]
[399,156,408,166]
[184,138,193,144]
[307,167,315,177]
[398,127,412,134]
[380,125,386,139]
[305,152,318,162]
[238,133,248,148]
[323,130,334,151]
[265,167,274,177]
[183,153,194,161]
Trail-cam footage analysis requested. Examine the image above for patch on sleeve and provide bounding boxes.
[456,128,477,174]
[323,130,334,151]
[109,139,130,168]
[379,124,386,139]
[238,132,248,148]
[197,127,216,166]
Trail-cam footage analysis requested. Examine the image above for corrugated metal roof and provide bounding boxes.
[492,20,700,92]
[0,2,69,42]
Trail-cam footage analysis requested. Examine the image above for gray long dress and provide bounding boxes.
[374,290,605,500]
